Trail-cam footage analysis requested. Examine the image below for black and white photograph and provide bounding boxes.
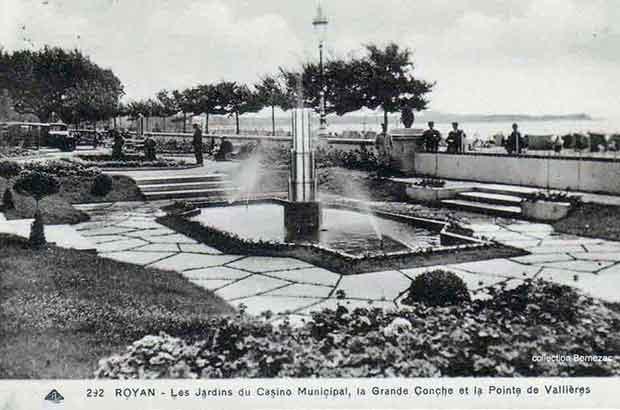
[1,0,620,408]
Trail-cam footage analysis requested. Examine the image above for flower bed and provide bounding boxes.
[95,278,620,378]
[405,178,466,203]
[405,185,465,203]
[24,159,101,177]
[0,146,38,159]
[1,158,102,178]
[76,155,187,169]
[521,191,581,222]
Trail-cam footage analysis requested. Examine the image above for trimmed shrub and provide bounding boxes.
[403,269,470,306]
[29,209,46,248]
[0,160,22,179]
[2,188,14,210]
[13,171,60,204]
[90,174,113,197]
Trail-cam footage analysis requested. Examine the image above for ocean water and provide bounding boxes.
[326,118,620,139]
[206,116,620,140]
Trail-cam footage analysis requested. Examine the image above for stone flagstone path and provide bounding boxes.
[74,202,620,319]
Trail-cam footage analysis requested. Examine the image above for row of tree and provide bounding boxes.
[0,46,124,125]
[0,42,434,134]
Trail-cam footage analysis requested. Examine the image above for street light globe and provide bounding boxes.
[312,1,328,44]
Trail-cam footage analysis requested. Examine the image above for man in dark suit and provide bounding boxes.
[192,123,203,165]
[423,121,441,152]
[506,123,525,155]
[446,122,465,153]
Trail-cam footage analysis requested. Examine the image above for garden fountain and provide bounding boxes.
[163,100,519,274]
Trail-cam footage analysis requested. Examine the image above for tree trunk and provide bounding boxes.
[235,112,240,135]
[383,109,389,132]
[183,113,187,133]
[271,104,276,136]
[205,113,209,134]
[162,117,166,132]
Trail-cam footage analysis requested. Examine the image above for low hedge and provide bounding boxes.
[77,155,186,168]
[95,278,620,378]
[23,159,101,177]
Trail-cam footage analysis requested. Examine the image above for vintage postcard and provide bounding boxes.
[1,0,619,409]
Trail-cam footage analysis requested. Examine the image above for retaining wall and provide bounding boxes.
[414,152,620,195]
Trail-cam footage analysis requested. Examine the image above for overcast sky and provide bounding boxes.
[1,0,619,118]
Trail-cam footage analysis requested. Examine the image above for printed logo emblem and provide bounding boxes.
[44,389,64,404]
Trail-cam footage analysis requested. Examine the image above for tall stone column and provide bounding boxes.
[284,108,321,242]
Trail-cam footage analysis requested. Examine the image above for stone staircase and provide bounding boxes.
[134,174,240,201]
[440,186,532,217]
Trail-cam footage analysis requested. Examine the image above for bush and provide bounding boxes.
[0,160,23,179]
[2,188,14,210]
[316,147,381,171]
[402,269,470,306]
[90,174,114,197]
[485,279,581,323]
[29,209,46,248]
[95,279,620,378]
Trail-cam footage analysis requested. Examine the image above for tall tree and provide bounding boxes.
[279,58,365,117]
[359,42,434,129]
[175,88,197,133]
[255,75,291,136]
[193,84,226,134]
[156,89,180,131]
[216,82,262,135]
[0,46,124,123]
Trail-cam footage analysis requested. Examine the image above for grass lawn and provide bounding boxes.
[554,202,620,242]
[0,234,234,379]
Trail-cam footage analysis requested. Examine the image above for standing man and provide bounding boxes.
[423,121,441,152]
[375,123,393,167]
[192,123,203,165]
[506,123,525,155]
[446,122,465,153]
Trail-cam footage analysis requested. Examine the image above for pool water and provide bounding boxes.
[190,204,440,256]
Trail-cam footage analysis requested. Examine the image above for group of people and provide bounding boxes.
[192,123,234,165]
[421,121,526,155]
[422,121,467,153]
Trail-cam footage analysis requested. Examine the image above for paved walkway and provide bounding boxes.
[72,201,620,319]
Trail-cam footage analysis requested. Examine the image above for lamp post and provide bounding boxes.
[312,0,328,133]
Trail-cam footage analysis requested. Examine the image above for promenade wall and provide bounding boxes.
[414,152,620,195]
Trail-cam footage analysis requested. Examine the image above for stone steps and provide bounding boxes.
[441,199,522,217]
[134,173,240,201]
[139,180,234,193]
[474,185,539,198]
[456,191,524,206]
